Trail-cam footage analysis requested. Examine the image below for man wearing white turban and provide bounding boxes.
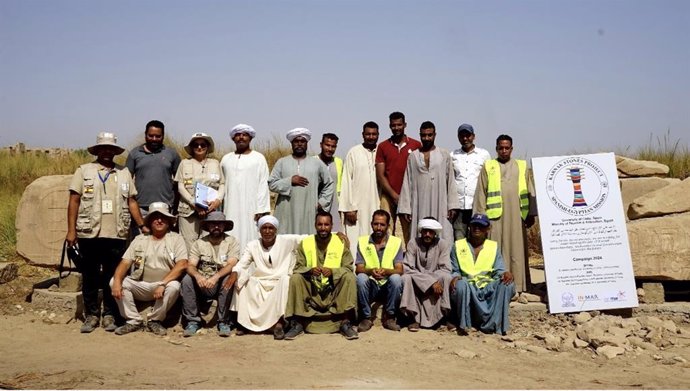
[269,128,335,235]
[399,217,454,331]
[221,124,271,251]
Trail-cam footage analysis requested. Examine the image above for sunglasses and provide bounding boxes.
[192,143,208,149]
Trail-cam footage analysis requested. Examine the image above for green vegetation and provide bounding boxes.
[630,130,690,180]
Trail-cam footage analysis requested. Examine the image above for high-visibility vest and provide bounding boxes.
[358,235,402,286]
[315,156,343,194]
[302,234,344,291]
[485,159,529,220]
[454,238,497,289]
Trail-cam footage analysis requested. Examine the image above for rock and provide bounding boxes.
[628,177,690,219]
[662,320,678,334]
[501,335,514,342]
[15,304,22,310]
[57,274,83,293]
[596,345,625,359]
[544,335,562,351]
[637,288,645,299]
[627,213,690,280]
[31,289,83,319]
[525,345,550,354]
[638,316,665,330]
[514,340,529,348]
[652,354,663,360]
[0,262,19,284]
[521,292,541,302]
[628,336,658,351]
[620,177,680,217]
[573,338,590,348]
[573,312,592,325]
[590,334,628,348]
[16,175,73,266]
[453,349,478,359]
[673,356,687,363]
[576,323,604,343]
[616,155,669,178]
[619,318,642,331]
[607,326,633,339]
[517,294,529,304]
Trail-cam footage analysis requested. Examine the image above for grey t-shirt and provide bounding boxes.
[126,145,181,208]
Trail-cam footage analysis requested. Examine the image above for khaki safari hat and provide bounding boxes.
[87,132,125,155]
[144,201,177,226]
[201,211,234,231]
[184,132,215,155]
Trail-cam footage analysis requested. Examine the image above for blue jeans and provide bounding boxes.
[356,273,403,319]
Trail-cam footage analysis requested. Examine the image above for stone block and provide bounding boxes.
[619,177,680,219]
[616,155,669,178]
[16,175,72,266]
[0,262,19,284]
[641,283,665,304]
[627,213,690,280]
[32,288,83,319]
[628,177,690,220]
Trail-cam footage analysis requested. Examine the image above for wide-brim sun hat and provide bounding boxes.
[144,201,177,226]
[200,211,234,231]
[87,132,125,156]
[184,132,215,155]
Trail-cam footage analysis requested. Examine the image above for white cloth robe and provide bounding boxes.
[220,150,271,251]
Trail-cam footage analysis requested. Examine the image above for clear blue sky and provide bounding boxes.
[1,0,688,159]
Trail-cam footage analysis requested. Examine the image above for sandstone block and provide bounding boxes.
[544,334,562,351]
[16,175,72,266]
[641,283,665,304]
[525,345,549,354]
[573,312,592,324]
[453,349,478,359]
[596,345,625,359]
[619,177,680,218]
[616,155,669,177]
[628,177,690,219]
[628,336,658,351]
[627,213,690,280]
[573,338,590,348]
[0,262,19,284]
[32,288,83,319]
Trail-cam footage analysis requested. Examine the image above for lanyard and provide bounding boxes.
[98,170,112,194]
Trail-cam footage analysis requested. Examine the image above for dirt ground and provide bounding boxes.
[1,262,690,390]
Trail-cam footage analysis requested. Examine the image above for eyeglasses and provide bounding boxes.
[192,143,208,149]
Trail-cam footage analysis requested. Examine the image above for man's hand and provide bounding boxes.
[207,199,221,213]
[448,209,458,222]
[335,232,350,247]
[195,274,208,289]
[371,269,384,280]
[194,205,208,218]
[222,273,237,291]
[524,215,536,229]
[400,213,412,223]
[65,231,77,247]
[432,281,443,296]
[291,175,309,187]
[321,267,332,278]
[501,271,514,285]
[140,225,151,235]
[205,275,219,290]
[344,211,357,225]
[311,267,322,277]
[111,281,123,300]
[450,276,459,294]
[153,284,165,300]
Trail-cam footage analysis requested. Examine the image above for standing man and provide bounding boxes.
[339,121,380,254]
[283,211,358,340]
[126,120,181,222]
[316,133,343,232]
[398,121,460,243]
[221,124,271,251]
[450,123,491,239]
[399,218,454,331]
[376,111,421,245]
[473,134,536,296]
[269,128,334,235]
[355,210,403,332]
[66,132,147,333]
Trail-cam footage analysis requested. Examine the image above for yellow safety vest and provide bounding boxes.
[485,159,529,220]
[315,156,343,194]
[358,235,402,286]
[302,234,344,291]
[454,239,498,289]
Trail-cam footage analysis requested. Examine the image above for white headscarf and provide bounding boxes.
[418,218,443,234]
[230,124,256,139]
[286,127,311,142]
[257,215,279,230]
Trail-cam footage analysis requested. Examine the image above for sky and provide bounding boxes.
[1,0,688,159]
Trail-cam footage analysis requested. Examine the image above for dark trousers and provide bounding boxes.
[77,238,127,319]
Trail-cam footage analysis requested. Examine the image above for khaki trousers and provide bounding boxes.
[110,277,181,325]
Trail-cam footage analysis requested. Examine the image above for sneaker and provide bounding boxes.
[114,322,142,335]
[357,318,373,332]
[217,323,231,337]
[273,323,285,340]
[80,315,100,333]
[147,321,167,336]
[408,322,420,332]
[383,318,401,332]
[284,321,304,340]
[183,322,201,337]
[102,315,117,332]
[340,321,359,340]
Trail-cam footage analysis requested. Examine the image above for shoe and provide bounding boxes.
[284,321,304,340]
[357,318,373,332]
[235,328,246,336]
[444,322,457,332]
[217,323,231,337]
[340,321,359,340]
[383,318,401,332]
[184,321,201,337]
[273,323,285,340]
[408,322,420,332]
[147,321,167,336]
[102,315,117,332]
[114,322,142,335]
[457,327,470,336]
[80,315,100,333]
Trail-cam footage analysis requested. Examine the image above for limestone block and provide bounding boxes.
[619,177,680,218]
[32,288,83,319]
[627,213,690,280]
[596,345,625,359]
[628,177,690,220]
[0,262,19,284]
[16,175,72,266]
[641,282,665,304]
[616,155,669,177]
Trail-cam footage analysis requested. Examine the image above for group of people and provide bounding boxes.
[66,112,537,339]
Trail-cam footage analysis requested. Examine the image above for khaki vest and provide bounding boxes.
[177,159,223,217]
[194,236,235,278]
[128,233,178,281]
[485,159,529,220]
[302,234,344,291]
[76,163,132,239]
[358,235,402,286]
[454,238,497,289]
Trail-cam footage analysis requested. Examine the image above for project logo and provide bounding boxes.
[545,156,609,216]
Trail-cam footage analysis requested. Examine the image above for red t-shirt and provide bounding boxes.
[375,136,422,194]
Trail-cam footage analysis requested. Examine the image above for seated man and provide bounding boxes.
[355,209,403,332]
[400,217,453,331]
[110,202,188,336]
[450,213,515,335]
[181,211,239,338]
[284,211,358,340]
